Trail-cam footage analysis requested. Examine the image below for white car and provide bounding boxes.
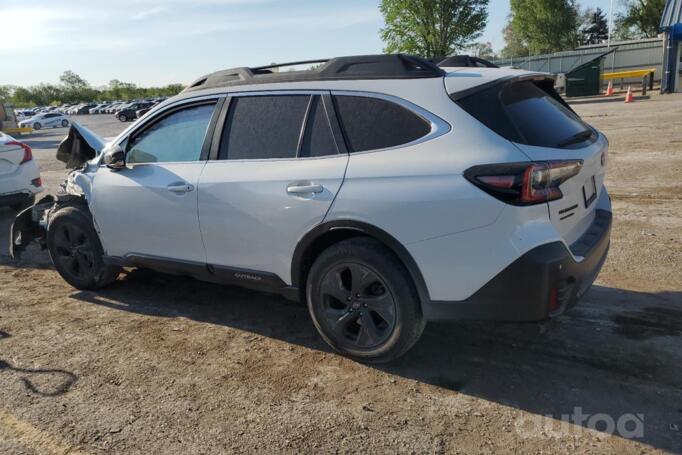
[19,112,70,130]
[0,132,42,211]
[10,54,611,363]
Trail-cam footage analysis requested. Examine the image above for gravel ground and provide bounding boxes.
[0,96,681,454]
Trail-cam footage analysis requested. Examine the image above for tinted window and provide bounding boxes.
[220,95,310,160]
[299,97,338,158]
[333,95,431,153]
[501,82,589,148]
[456,81,593,148]
[127,103,215,164]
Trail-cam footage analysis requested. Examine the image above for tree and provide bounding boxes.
[616,0,666,39]
[59,71,89,90]
[500,22,529,58]
[579,7,609,45]
[505,0,579,55]
[380,0,489,59]
[464,42,496,59]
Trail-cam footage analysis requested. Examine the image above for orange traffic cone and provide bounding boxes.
[605,80,614,96]
[624,86,634,103]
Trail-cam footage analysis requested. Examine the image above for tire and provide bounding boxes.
[47,206,120,290]
[33,122,42,130]
[306,237,425,363]
[9,194,35,212]
[118,114,127,122]
[61,119,69,127]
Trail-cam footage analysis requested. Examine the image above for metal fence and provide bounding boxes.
[491,38,664,83]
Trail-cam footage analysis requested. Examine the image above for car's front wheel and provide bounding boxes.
[33,122,42,130]
[47,206,120,290]
[306,238,425,363]
[118,114,127,122]
[61,119,69,127]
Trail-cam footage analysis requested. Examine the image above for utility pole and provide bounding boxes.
[607,0,614,47]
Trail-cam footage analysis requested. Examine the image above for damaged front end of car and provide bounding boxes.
[10,122,105,259]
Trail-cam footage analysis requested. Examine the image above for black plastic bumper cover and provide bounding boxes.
[423,209,612,322]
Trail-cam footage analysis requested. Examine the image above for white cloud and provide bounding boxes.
[132,6,166,21]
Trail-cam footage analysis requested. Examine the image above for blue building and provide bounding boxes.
[661,0,682,92]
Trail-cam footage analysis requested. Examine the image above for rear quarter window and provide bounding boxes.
[455,80,594,149]
[333,95,431,153]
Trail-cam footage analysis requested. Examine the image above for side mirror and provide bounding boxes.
[103,146,126,170]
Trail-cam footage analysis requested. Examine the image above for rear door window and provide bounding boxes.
[333,95,431,153]
[299,96,338,158]
[456,80,594,148]
[219,95,310,160]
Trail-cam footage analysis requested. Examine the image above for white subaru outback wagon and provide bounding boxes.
[11,54,611,363]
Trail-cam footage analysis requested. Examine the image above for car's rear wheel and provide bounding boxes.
[118,114,127,122]
[33,122,42,130]
[47,206,120,290]
[307,238,425,363]
[61,119,69,127]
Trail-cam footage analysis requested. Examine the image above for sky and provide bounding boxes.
[0,0,626,87]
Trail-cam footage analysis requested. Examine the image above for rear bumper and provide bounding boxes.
[423,209,612,322]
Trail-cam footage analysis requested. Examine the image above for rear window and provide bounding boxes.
[456,80,594,148]
[333,95,431,153]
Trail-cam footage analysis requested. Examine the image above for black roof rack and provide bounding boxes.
[183,54,446,92]
[438,55,499,68]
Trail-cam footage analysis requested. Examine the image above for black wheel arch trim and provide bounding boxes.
[291,220,431,305]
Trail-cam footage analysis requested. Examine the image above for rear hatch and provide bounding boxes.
[448,71,608,249]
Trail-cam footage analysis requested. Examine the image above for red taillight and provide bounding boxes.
[465,160,583,206]
[7,140,33,164]
[31,177,42,188]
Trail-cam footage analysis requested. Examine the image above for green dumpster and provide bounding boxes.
[565,57,603,97]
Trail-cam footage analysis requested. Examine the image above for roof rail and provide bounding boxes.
[183,54,446,92]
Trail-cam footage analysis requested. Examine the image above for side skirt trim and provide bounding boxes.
[103,254,300,301]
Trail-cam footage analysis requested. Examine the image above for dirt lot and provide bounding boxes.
[1,97,681,454]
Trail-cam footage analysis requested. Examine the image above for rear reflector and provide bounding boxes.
[7,140,33,164]
[31,177,42,188]
[464,160,583,206]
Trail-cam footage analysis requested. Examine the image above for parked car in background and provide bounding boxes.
[117,102,154,122]
[75,104,97,115]
[0,132,42,211]
[89,104,109,114]
[135,103,158,119]
[18,112,70,130]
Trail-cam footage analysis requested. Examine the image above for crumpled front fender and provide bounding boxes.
[9,195,56,259]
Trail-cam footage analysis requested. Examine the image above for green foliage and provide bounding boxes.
[464,41,496,59]
[504,0,579,55]
[616,0,666,39]
[0,71,184,107]
[380,0,489,59]
[500,22,529,58]
[579,7,609,45]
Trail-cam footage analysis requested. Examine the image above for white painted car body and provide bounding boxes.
[21,62,611,323]
[18,112,70,130]
[0,132,43,206]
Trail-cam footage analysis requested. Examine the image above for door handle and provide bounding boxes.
[167,183,195,193]
[287,183,324,195]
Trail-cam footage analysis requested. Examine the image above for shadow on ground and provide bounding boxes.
[0,331,78,397]
[69,267,682,453]
[1,209,680,451]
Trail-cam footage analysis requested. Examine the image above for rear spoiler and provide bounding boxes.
[448,73,574,113]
